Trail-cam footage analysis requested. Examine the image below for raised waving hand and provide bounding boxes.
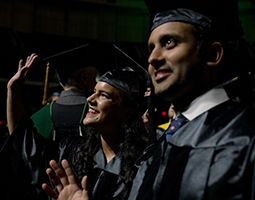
[42,159,91,200]
[7,53,38,90]
[7,53,38,134]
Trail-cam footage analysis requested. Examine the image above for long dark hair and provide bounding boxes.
[73,88,150,191]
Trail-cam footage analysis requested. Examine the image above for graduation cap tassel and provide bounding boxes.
[146,78,157,143]
[42,61,50,106]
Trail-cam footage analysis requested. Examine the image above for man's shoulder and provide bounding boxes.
[168,101,255,148]
[209,101,255,127]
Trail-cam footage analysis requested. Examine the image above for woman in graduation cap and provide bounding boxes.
[3,48,150,200]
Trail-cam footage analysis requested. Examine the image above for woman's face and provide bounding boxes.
[83,81,129,131]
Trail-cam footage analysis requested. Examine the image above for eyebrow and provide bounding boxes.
[96,89,113,98]
[161,33,182,40]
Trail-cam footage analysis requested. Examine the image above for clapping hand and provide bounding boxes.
[42,159,91,200]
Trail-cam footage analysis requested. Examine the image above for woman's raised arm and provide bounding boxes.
[6,53,38,134]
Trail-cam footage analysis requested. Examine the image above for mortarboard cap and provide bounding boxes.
[144,0,241,40]
[41,44,96,105]
[42,44,95,85]
[99,44,149,104]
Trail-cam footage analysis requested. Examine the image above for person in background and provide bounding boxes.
[30,44,100,141]
[157,103,175,131]
[143,103,175,138]
[47,91,60,105]
[141,109,150,131]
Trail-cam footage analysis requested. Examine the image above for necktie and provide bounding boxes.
[165,115,189,142]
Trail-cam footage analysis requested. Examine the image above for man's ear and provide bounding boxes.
[206,42,224,67]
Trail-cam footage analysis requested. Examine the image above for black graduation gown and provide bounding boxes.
[128,100,255,200]
[0,118,127,200]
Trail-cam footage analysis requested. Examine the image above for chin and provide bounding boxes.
[154,80,174,94]
[156,89,177,104]
[83,119,94,126]
[84,122,98,129]
[155,86,170,97]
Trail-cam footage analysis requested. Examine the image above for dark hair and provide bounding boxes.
[60,67,83,87]
[72,87,150,195]
[192,22,245,82]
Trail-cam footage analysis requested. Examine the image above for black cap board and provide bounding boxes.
[42,44,95,85]
[99,44,149,104]
[144,0,240,39]
[41,44,97,105]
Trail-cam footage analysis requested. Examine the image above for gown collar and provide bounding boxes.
[93,148,122,175]
[181,85,229,121]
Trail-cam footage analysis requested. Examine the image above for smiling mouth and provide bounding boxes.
[154,69,172,82]
[88,108,99,114]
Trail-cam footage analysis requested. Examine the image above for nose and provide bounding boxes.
[87,92,97,106]
[148,46,165,70]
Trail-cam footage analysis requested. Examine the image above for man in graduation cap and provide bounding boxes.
[30,44,100,141]
[126,0,255,199]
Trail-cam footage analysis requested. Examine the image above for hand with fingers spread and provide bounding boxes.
[7,53,38,90]
[7,53,38,134]
[42,159,91,200]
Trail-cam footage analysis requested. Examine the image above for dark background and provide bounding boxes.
[0,0,255,141]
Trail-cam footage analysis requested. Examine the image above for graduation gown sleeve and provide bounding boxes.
[0,117,80,200]
[0,117,129,200]
[128,101,255,200]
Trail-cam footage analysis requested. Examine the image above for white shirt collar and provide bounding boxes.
[181,85,230,121]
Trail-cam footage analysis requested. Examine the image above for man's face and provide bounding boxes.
[148,22,206,104]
